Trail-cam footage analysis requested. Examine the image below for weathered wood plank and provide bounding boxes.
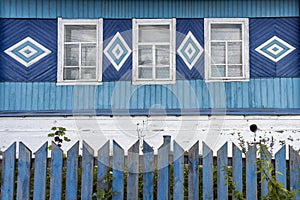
[17,142,32,200]
[260,145,271,198]
[65,141,79,200]
[246,145,257,200]
[97,141,110,197]
[173,141,184,200]
[232,143,243,194]
[188,141,199,200]
[275,145,286,188]
[157,136,171,200]
[81,141,94,200]
[143,141,154,200]
[289,146,300,199]
[1,142,16,200]
[203,142,213,200]
[217,142,228,200]
[33,142,48,200]
[127,141,139,200]
[50,143,63,200]
[112,140,124,200]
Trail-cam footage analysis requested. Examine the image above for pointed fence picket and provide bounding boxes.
[1,138,300,200]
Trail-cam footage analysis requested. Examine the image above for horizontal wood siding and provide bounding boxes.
[1,0,298,18]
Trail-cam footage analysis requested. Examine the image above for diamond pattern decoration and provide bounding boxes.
[104,32,131,71]
[177,31,203,70]
[255,36,295,62]
[4,37,51,67]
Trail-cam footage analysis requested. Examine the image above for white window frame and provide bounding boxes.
[204,18,249,82]
[132,18,176,85]
[57,18,103,85]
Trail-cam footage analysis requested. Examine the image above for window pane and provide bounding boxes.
[211,24,242,40]
[65,25,96,42]
[211,65,225,77]
[138,68,152,79]
[64,44,79,66]
[138,45,152,66]
[81,68,96,79]
[156,67,170,79]
[139,25,170,42]
[211,42,225,64]
[228,65,243,77]
[81,43,96,66]
[64,68,79,80]
[156,45,170,65]
[228,42,242,64]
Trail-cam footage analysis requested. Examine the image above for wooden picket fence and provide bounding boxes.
[1,136,300,200]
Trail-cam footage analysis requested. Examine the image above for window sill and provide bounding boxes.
[132,80,176,85]
[56,81,103,86]
[205,78,250,83]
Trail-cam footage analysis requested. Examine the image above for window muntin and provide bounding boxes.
[205,19,249,82]
[57,19,103,84]
[133,19,176,84]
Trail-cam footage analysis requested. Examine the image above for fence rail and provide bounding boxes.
[1,136,300,200]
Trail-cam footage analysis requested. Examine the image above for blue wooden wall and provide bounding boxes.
[0,0,299,18]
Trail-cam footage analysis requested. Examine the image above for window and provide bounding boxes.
[132,19,176,85]
[204,18,249,82]
[57,18,103,84]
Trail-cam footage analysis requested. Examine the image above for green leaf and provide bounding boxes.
[51,127,57,131]
[48,133,55,137]
[48,145,53,150]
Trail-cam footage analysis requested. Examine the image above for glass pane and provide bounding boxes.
[81,43,96,66]
[211,65,225,77]
[65,25,96,42]
[138,45,152,66]
[81,68,96,80]
[211,24,242,40]
[228,65,243,77]
[211,42,225,64]
[64,68,79,80]
[139,25,170,42]
[228,42,242,64]
[138,68,152,79]
[156,67,170,79]
[156,45,170,65]
[64,44,79,66]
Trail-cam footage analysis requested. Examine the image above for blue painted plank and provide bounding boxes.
[112,140,124,200]
[157,136,171,200]
[127,141,139,199]
[188,141,199,200]
[173,141,184,200]
[275,145,286,188]
[17,142,32,200]
[65,141,79,200]
[81,141,94,200]
[50,143,63,200]
[97,141,110,194]
[217,142,228,200]
[203,142,213,200]
[142,141,154,200]
[289,146,300,199]
[246,145,257,200]
[33,142,48,200]
[232,143,243,194]
[1,142,16,200]
[260,145,271,197]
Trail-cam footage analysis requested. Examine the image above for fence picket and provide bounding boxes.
[289,146,300,199]
[143,141,154,200]
[97,141,110,195]
[158,136,171,200]
[261,146,271,197]
[66,141,79,200]
[188,141,199,200]
[127,141,140,200]
[275,145,286,188]
[1,142,16,200]
[173,141,184,200]
[33,142,48,200]
[81,141,94,200]
[246,145,257,200]
[217,142,228,200]
[203,142,213,200]
[232,143,242,194]
[17,142,32,200]
[50,143,63,200]
[112,140,124,200]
